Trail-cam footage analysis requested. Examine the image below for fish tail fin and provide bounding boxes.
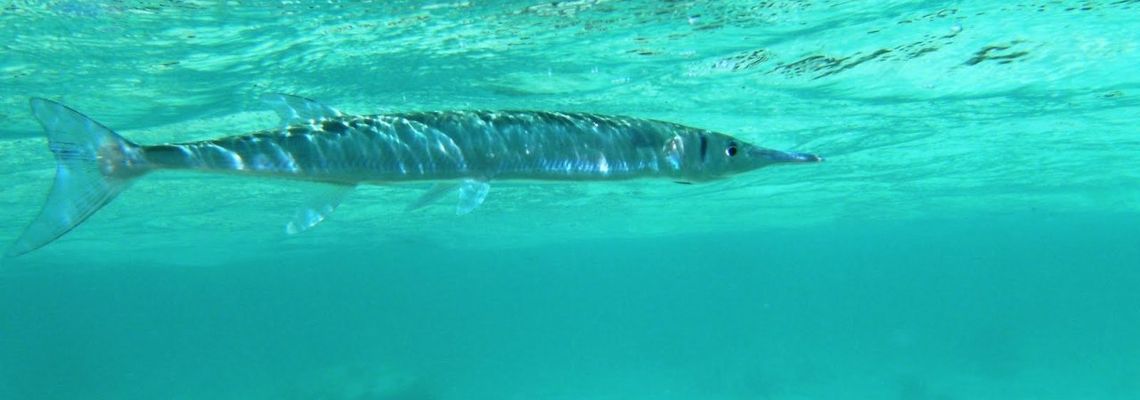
[6,98,148,257]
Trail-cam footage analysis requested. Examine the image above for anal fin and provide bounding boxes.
[406,182,459,212]
[285,183,355,234]
[456,179,490,215]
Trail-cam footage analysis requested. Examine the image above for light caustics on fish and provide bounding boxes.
[6,94,823,256]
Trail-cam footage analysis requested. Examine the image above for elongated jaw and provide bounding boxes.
[750,147,825,164]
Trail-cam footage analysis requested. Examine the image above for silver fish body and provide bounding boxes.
[143,110,817,183]
[6,95,822,256]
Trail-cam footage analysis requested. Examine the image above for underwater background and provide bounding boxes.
[1,1,1138,399]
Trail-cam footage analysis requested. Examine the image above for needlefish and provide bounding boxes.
[6,94,823,256]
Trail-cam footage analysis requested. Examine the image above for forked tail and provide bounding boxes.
[6,99,147,257]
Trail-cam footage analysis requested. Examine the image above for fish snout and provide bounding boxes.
[749,147,824,164]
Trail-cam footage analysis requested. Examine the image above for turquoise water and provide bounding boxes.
[1,1,1138,399]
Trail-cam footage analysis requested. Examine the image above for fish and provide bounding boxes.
[6,94,822,256]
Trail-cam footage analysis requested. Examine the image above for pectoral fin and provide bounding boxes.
[285,183,355,234]
[456,179,490,215]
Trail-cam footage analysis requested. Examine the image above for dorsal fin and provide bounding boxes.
[259,93,343,126]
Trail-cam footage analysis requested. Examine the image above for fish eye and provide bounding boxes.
[725,142,738,157]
